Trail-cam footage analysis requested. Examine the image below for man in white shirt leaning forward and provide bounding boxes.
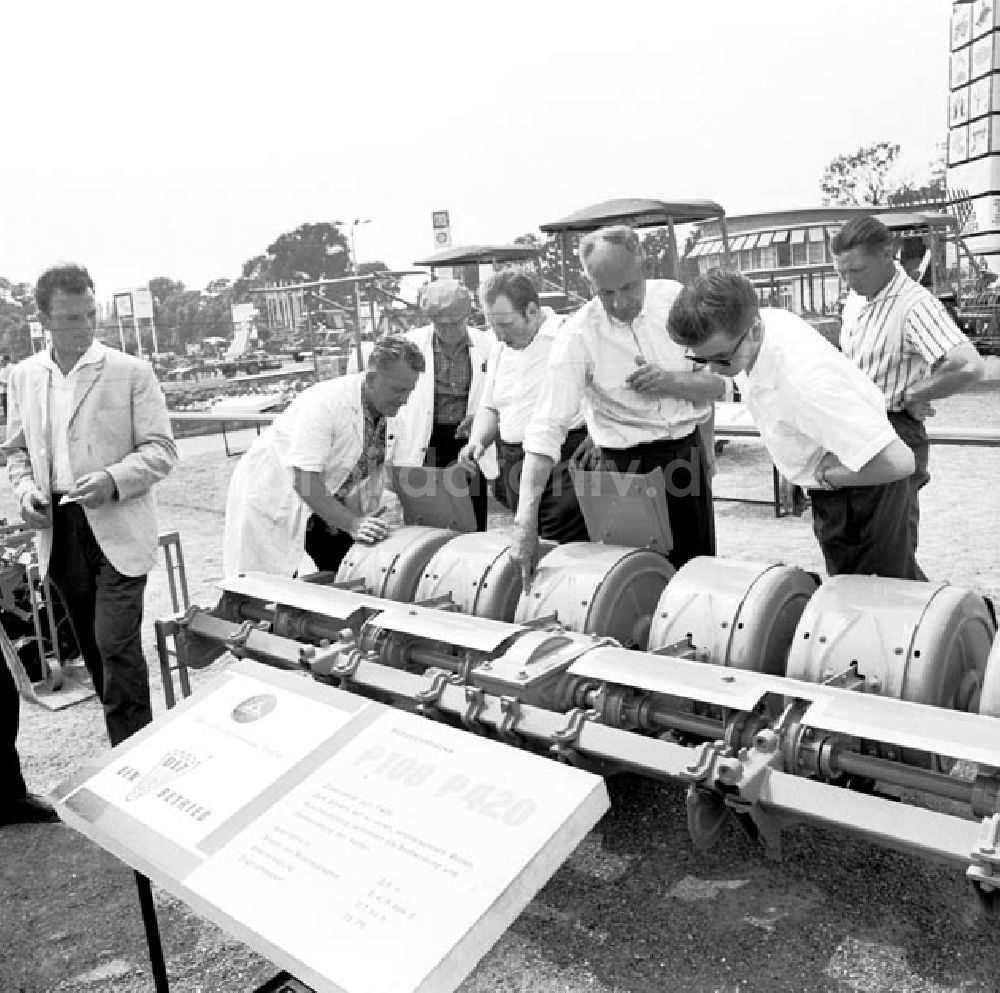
[667,269,915,579]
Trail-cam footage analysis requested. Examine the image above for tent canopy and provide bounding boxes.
[540,198,726,234]
[875,211,957,232]
[414,244,540,267]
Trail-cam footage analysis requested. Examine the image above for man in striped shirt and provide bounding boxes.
[832,215,983,579]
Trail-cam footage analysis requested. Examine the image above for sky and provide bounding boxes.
[0,0,953,299]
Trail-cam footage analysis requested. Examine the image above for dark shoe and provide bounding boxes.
[0,793,59,826]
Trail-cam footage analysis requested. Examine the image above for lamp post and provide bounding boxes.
[336,217,372,345]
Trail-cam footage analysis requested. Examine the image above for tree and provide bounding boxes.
[820,141,903,206]
[0,276,36,358]
[256,222,352,285]
[146,276,235,352]
[513,232,590,302]
[886,143,948,209]
[234,222,358,321]
[148,277,185,305]
[356,260,401,303]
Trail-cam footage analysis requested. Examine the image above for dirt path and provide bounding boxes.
[2,388,1000,993]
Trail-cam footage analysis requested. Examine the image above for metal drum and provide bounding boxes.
[647,557,818,675]
[514,543,674,650]
[977,625,1000,717]
[414,532,554,621]
[786,576,996,767]
[335,527,458,602]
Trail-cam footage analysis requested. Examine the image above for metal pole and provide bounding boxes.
[134,872,170,992]
[666,217,678,280]
[304,291,319,379]
[353,226,364,343]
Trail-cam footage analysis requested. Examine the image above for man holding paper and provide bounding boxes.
[3,263,178,745]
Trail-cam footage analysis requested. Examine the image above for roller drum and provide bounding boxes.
[335,526,458,602]
[415,532,554,621]
[785,575,996,768]
[515,543,674,650]
[648,556,817,674]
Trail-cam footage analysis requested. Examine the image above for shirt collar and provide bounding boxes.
[360,380,383,420]
[40,339,106,376]
[535,307,561,338]
[596,285,649,329]
[862,263,909,310]
[433,327,470,352]
[742,311,780,388]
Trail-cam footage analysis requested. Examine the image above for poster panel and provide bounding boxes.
[54,661,610,993]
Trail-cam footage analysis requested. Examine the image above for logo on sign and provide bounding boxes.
[231,694,278,723]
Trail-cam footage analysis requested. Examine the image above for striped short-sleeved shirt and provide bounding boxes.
[840,265,970,411]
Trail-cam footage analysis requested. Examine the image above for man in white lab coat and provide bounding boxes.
[223,335,424,577]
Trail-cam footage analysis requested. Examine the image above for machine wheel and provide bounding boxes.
[414,532,554,621]
[335,527,458,602]
[514,543,674,650]
[786,576,996,769]
[977,630,1000,717]
[647,557,818,674]
[6,577,82,687]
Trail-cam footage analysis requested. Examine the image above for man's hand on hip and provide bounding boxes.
[569,434,602,471]
[903,398,935,421]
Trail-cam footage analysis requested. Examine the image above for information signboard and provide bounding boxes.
[53,660,609,993]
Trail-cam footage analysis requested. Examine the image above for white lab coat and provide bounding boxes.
[222,373,383,577]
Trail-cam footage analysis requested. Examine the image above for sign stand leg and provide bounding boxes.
[134,871,170,992]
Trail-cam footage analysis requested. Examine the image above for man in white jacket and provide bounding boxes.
[4,263,178,746]
[223,335,424,577]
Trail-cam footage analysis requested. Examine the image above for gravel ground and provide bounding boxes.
[2,383,1000,993]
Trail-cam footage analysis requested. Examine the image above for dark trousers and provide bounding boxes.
[498,426,590,544]
[601,431,716,569]
[427,422,488,532]
[0,653,26,804]
[304,515,356,574]
[809,477,919,579]
[889,410,929,581]
[48,502,151,747]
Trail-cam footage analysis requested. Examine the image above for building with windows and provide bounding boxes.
[684,207,881,322]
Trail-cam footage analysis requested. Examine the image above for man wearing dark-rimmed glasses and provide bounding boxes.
[668,269,918,578]
[685,317,759,370]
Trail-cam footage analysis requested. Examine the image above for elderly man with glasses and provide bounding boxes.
[509,225,726,587]
[668,269,917,579]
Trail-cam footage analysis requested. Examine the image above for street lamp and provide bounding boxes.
[335,218,372,341]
